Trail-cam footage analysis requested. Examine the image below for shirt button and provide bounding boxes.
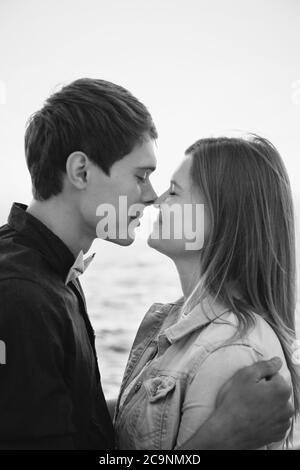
[134,381,142,393]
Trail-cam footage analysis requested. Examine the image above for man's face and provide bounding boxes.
[80,138,157,245]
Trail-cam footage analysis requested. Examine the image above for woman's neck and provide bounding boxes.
[173,254,202,300]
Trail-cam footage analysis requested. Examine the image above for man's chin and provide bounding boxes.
[115,237,135,247]
[102,235,135,247]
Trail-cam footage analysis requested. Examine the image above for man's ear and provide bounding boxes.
[65,151,90,189]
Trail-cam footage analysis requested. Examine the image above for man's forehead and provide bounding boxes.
[129,140,157,170]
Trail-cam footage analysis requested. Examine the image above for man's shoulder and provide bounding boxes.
[0,232,68,322]
[0,276,51,300]
[0,226,58,285]
[0,275,72,346]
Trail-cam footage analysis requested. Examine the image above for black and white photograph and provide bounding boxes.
[0,0,299,455]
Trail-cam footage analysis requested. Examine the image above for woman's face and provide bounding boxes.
[148,154,210,259]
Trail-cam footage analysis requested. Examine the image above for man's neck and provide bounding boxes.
[27,198,94,257]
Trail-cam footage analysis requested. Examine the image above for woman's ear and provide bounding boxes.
[65,151,89,189]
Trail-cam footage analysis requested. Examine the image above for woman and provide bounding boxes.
[114,135,300,450]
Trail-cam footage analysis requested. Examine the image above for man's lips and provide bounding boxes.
[128,208,144,219]
[129,215,141,226]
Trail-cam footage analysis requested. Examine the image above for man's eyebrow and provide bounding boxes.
[170,179,182,190]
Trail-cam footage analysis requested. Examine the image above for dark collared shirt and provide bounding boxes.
[0,203,114,449]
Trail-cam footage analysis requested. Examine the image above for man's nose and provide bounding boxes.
[142,182,158,206]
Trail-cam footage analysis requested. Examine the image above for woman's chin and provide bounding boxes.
[147,233,163,251]
[147,233,173,258]
[147,232,158,248]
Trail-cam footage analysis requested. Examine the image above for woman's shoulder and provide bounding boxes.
[199,309,286,361]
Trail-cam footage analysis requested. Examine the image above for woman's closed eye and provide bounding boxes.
[169,183,176,195]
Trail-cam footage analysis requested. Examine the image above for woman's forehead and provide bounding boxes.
[171,155,193,187]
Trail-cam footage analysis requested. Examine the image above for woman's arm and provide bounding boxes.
[176,350,293,450]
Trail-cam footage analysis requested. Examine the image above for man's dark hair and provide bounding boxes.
[25,78,158,200]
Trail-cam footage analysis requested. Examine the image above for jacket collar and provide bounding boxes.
[163,295,230,344]
[65,250,96,285]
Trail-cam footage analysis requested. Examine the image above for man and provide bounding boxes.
[0,79,293,449]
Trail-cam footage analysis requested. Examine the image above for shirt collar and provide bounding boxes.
[163,295,230,344]
[7,202,95,283]
[65,250,96,285]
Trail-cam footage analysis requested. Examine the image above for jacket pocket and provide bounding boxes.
[116,374,179,449]
[144,376,176,403]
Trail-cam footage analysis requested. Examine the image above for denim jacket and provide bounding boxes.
[114,297,292,450]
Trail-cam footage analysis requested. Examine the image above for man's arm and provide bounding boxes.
[0,279,77,449]
[177,357,293,450]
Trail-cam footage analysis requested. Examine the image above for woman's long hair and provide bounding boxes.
[183,135,300,442]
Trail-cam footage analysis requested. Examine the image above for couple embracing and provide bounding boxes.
[0,78,297,450]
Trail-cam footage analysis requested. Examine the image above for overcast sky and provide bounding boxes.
[0,0,299,244]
